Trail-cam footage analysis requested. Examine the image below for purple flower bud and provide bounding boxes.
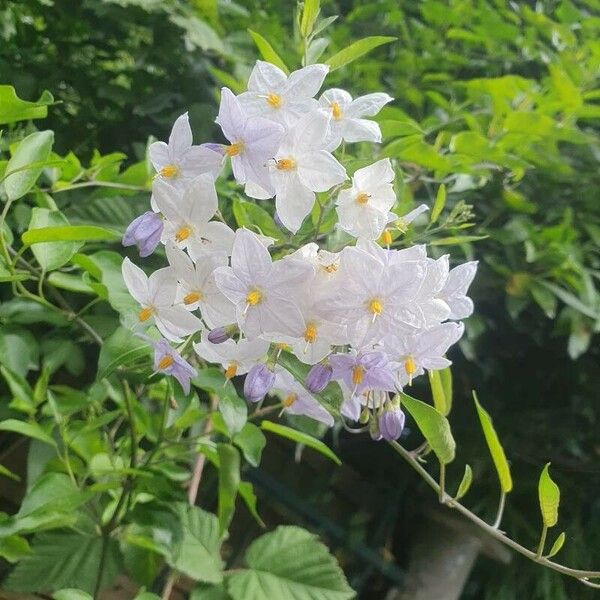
[305,363,333,393]
[378,407,406,441]
[123,211,163,258]
[207,324,237,344]
[244,364,275,403]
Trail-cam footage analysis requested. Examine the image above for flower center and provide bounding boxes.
[380,229,392,246]
[303,323,318,343]
[331,101,342,120]
[368,298,383,315]
[138,306,154,322]
[175,225,191,242]
[225,141,244,157]
[276,158,296,171]
[404,356,417,376]
[246,288,263,306]
[352,365,365,386]
[225,362,238,379]
[323,262,338,273]
[183,291,202,305]
[356,192,370,205]
[283,393,297,407]
[160,164,179,178]
[158,354,174,370]
[266,93,282,108]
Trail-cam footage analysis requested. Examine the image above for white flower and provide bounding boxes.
[121,258,202,342]
[194,333,270,379]
[319,89,393,150]
[336,159,396,240]
[264,110,347,233]
[149,112,223,188]
[439,261,478,320]
[153,175,235,261]
[165,244,235,328]
[216,87,284,193]
[213,229,313,339]
[238,61,329,127]
[273,368,334,427]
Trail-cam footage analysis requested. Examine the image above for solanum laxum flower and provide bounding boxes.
[151,337,197,395]
[439,261,478,320]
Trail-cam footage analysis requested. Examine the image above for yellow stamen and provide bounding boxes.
[158,354,174,370]
[331,101,342,120]
[276,158,296,171]
[160,164,179,178]
[225,363,238,379]
[183,291,202,305]
[283,393,297,408]
[380,229,393,246]
[303,323,318,344]
[175,226,191,242]
[225,141,244,157]
[404,356,417,385]
[275,342,289,351]
[245,288,263,306]
[352,365,364,386]
[323,262,338,273]
[368,298,383,315]
[356,192,370,205]
[266,93,282,108]
[138,307,154,322]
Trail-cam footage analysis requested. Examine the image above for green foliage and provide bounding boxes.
[539,463,560,529]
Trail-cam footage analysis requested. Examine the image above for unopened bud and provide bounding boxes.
[369,417,382,441]
[359,407,370,424]
[123,211,163,258]
[305,363,333,393]
[378,406,406,441]
[207,324,238,344]
[243,364,275,403]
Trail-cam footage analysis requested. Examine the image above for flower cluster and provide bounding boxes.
[122,61,477,441]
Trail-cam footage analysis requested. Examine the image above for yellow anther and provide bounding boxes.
[352,365,365,386]
[368,298,383,315]
[225,363,238,379]
[283,393,297,407]
[323,262,338,273]
[158,354,174,370]
[331,101,342,120]
[380,229,393,246]
[266,93,282,108]
[276,158,296,171]
[160,164,179,178]
[245,288,263,306]
[138,307,154,322]
[356,192,370,205]
[404,356,417,376]
[275,342,289,351]
[175,226,191,242]
[303,323,318,344]
[225,141,244,157]
[183,291,202,305]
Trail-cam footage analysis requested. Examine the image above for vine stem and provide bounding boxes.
[387,440,600,584]
[493,492,507,529]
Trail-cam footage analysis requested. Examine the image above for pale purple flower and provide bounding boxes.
[244,364,275,403]
[207,325,237,344]
[378,405,406,441]
[305,362,333,393]
[123,211,163,257]
[329,350,397,395]
[152,338,197,395]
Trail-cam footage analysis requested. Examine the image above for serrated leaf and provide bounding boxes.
[455,464,473,500]
[226,526,354,600]
[325,36,396,71]
[261,420,341,465]
[473,391,513,493]
[400,392,455,464]
[539,463,560,528]
[247,30,289,74]
[431,184,446,224]
[546,531,566,558]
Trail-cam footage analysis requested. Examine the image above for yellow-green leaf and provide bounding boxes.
[428,370,448,415]
[300,0,320,39]
[539,463,560,528]
[247,30,289,74]
[431,184,446,224]
[22,225,120,245]
[473,391,513,493]
[439,367,453,413]
[400,392,455,464]
[325,36,396,71]
[455,464,473,500]
[546,531,566,558]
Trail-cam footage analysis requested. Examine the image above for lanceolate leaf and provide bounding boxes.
[400,392,455,464]
[430,183,446,224]
[22,225,120,245]
[473,391,513,493]
[217,444,241,535]
[428,370,448,415]
[247,30,289,74]
[546,531,566,558]
[538,463,560,528]
[455,464,473,500]
[226,526,354,600]
[325,36,396,71]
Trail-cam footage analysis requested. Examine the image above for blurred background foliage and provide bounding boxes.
[1,0,599,598]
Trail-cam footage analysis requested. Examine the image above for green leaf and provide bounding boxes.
[52,590,93,600]
[97,327,153,380]
[431,184,446,224]
[217,443,241,534]
[0,419,55,447]
[455,464,473,500]
[0,86,53,125]
[325,36,396,71]
[539,463,560,528]
[0,464,21,482]
[428,370,448,415]
[473,391,513,493]
[27,209,82,271]
[4,131,54,200]
[400,392,455,464]
[168,503,224,584]
[3,530,121,594]
[261,420,341,465]
[238,481,265,528]
[546,531,566,558]
[300,0,320,39]
[22,225,120,245]
[233,423,266,467]
[247,30,289,74]
[232,198,282,241]
[191,584,231,600]
[0,535,31,563]
[226,526,354,600]
[439,367,453,413]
